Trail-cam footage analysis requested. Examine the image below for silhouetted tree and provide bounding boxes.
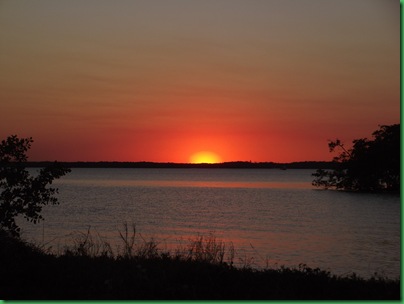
[312,124,400,192]
[0,135,71,237]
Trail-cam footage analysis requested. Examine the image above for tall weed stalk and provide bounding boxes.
[64,226,113,257]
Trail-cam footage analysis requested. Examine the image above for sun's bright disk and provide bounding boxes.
[189,151,222,164]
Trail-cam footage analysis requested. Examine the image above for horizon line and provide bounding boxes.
[23,160,332,164]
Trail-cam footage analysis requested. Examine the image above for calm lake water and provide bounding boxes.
[19,168,400,279]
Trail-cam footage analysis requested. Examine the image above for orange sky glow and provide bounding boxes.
[0,0,400,163]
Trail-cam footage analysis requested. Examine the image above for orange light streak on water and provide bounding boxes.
[65,179,313,189]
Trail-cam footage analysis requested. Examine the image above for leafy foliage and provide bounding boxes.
[312,124,400,192]
[0,135,70,237]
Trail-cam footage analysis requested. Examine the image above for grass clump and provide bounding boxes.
[0,227,400,300]
[63,227,114,258]
[175,233,234,266]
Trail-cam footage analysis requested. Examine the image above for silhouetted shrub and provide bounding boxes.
[312,124,400,192]
[0,135,70,237]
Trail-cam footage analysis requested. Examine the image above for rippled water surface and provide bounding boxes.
[19,168,400,278]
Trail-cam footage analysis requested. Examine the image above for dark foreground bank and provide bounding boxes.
[0,230,399,300]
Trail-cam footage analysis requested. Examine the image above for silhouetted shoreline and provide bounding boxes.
[19,161,339,169]
[0,229,399,300]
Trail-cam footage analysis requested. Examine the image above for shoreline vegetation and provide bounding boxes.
[1,227,399,300]
[16,160,338,169]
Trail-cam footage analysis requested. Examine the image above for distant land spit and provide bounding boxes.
[17,161,339,169]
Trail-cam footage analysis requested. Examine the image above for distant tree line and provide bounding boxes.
[16,161,337,170]
[312,124,400,192]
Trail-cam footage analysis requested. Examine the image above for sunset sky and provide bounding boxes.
[0,0,400,163]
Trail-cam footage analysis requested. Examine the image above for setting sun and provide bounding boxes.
[189,151,222,164]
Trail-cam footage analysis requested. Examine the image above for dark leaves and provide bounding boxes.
[0,135,70,237]
[313,124,400,192]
